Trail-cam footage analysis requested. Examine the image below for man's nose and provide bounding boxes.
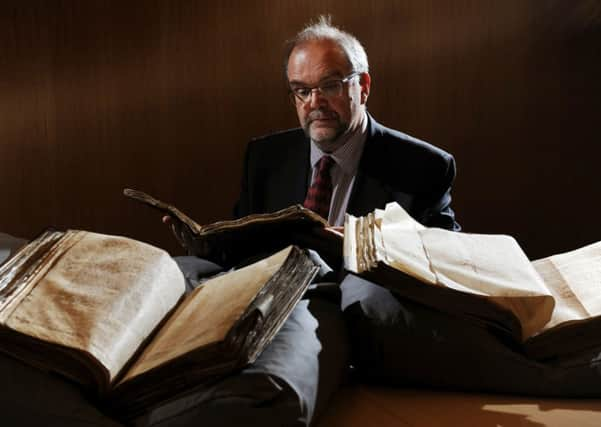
[308,89,327,109]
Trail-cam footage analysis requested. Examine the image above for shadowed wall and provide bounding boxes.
[1,1,600,258]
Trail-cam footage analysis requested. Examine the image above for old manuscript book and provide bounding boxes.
[344,202,601,361]
[0,230,318,417]
[123,188,341,267]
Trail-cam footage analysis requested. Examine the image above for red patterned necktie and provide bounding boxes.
[303,155,335,222]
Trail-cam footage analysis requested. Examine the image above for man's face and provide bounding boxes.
[287,39,370,152]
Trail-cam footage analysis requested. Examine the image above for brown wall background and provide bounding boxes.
[1,1,600,259]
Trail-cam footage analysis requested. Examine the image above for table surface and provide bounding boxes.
[316,385,601,427]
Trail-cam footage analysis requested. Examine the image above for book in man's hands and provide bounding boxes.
[123,188,342,268]
[0,230,318,418]
[344,202,601,361]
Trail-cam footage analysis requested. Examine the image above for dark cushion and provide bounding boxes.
[341,274,601,397]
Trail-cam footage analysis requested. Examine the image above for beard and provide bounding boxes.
[302,109,351,152]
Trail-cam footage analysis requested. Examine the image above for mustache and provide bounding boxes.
[307,109,339,123]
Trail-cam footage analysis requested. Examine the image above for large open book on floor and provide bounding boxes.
[344,202,601,361]
[123,188,341,267]
[0,230,318,418]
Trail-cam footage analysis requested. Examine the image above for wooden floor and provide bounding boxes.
[316,386,601,427]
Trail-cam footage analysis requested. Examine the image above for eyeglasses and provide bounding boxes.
[289,72,360,104]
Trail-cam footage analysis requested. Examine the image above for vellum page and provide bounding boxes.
[420,229,554,340]
[372,208,387,262]
[4,231,184,383]
[377,203,437,284]
[532,241,601,330]
[343,215,360,273]
[121,246,293,383]
[376,203,553,340]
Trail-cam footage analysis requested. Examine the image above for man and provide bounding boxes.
[230,14,460,422]
[235,17,459,231]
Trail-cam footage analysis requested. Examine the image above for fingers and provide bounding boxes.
[170,221,186,248]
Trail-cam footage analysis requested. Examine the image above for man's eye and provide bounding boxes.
[294,88,311,97]
[321,82,339,91]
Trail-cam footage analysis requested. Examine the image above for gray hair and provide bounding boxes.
[284,15,369,76]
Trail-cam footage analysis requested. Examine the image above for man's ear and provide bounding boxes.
[359,72,371,104]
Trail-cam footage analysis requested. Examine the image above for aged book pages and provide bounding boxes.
[107,245,318,418]
[419,230,554,341]
[0,230,318,417]
[532,241,601,330]
[520,242,601,359]
[532,258,590,330]
[0,230,185,390]
[345,203,555,341]
[122,246,297,382]
[345,202,601,359]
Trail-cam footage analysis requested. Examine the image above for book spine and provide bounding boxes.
[0,230,83,322]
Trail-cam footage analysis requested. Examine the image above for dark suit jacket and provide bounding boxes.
[234,114,459,231]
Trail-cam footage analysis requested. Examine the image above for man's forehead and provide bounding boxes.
[288,71,344,86]
[287,40,349,83]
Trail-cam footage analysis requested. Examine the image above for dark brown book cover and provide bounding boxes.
[123,188,342,268]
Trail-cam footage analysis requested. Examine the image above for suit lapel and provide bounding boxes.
[347,115,390,216]
[289,137,310,205]
[273,132,310,209]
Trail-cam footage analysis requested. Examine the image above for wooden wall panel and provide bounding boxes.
[1,1,600,258]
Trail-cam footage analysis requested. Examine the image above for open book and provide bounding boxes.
[124,188,340,267]
[344,202,601,361]
[0,230,318,418]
